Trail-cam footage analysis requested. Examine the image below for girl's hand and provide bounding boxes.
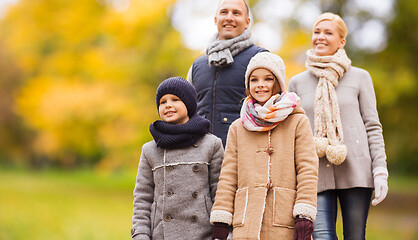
[293,217,313,240]
[212,222,229,240]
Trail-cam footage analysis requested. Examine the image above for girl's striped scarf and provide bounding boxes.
[240,92,300,132]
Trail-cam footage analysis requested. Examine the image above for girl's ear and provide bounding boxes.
[273,78,281,94]
[245,88,250,97]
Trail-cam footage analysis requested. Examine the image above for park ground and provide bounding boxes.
[0,168,417,240]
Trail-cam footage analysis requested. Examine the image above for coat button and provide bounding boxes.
[192,165,199,172]
[192,191,198,198]
[191,215,198,222]
[268,147,273,155]
[164,214,172,222]
[223,117,228,122]
[193,143,198,148]
[326,164,331,167]
[167,190,173,197]
[166,166,174,172]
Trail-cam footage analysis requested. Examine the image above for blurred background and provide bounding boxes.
[0,0,416,239]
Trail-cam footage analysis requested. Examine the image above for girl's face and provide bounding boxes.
[249,68,277,105]
[158,94,189,125]
[312,20,345,56]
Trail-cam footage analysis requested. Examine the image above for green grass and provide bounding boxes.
[0,168,137,240]
[0,168,417,240]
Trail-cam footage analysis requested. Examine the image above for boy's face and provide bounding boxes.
[158,94,189,125]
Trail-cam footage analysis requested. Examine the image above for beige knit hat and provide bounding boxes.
[245,52,286,94]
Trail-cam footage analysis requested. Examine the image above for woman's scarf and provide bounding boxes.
[149,115,210,149]
[240,92,300,132]
[206,29,253,67]
[306,48,351,165]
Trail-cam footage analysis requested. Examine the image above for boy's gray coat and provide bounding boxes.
[131,134,224,240]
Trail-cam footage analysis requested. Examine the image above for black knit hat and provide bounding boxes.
[156,77,197,117]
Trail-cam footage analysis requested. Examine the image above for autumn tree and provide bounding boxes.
[0,0,195,169]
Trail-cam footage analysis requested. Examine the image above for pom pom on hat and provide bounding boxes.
[245,52,286,94]
[326,144,347,165]
[156,77,197,117]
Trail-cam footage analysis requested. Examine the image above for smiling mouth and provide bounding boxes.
[224,25,235,29]
[165,111,176,116]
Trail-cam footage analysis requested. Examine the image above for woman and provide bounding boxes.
[288,13,389,240]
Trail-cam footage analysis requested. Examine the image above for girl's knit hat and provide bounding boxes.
[245,52,286,94]
[156,77,197,117]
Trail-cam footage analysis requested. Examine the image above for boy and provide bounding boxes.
[131,77,224,240]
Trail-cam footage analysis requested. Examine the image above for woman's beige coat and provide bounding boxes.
[210,107,318,239]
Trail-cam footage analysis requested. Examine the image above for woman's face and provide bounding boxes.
[249,68,277,105]
[312,20,345,56]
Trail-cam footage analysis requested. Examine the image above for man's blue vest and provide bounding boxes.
[191,44,266,146]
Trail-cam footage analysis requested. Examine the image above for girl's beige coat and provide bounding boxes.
[210,107,319,239]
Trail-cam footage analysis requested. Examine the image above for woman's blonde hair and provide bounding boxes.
[313,12,348,39]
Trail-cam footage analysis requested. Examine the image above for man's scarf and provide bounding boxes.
[206,29,253,67]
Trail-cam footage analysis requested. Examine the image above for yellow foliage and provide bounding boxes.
[16,75,156,164]
[274,29,311,90]
[0,0,192,168]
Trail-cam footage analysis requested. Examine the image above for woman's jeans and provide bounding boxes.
[313,188,373,240]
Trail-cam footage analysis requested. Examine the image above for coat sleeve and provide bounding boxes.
[209,137,225,201]
[186,64,193,83]
[288,76,297,93]
[131,147,154,240]
[358,70,388,177]
[293,115,319,221]
[210,124,239,225]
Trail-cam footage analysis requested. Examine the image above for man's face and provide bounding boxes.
[214,0,250,40]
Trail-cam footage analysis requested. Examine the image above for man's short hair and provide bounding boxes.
[216,0,250,18]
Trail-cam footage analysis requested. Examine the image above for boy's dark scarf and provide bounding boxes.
[149,115,211,149]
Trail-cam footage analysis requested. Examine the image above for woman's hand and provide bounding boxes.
[293,217,313,240]
[372,173,388,206]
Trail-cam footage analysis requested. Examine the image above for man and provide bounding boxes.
[187,0,267,147]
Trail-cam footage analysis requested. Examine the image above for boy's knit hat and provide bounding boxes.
[245,52,286,94]
[156,77,197,117]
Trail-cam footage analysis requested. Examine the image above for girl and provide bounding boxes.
[289,13,389,240]
[131,77,224,240]
[210,52,318,240]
